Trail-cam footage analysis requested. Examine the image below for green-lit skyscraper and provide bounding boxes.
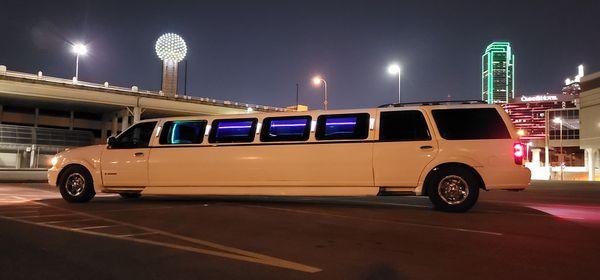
[482,42,515,104]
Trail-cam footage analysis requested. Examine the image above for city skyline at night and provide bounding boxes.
[0,0,598,109]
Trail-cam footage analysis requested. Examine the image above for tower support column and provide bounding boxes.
[161,61,178,97]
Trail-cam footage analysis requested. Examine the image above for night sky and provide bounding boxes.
[1,0,598,109]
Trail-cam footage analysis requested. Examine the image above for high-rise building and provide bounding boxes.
[482,42,515,104]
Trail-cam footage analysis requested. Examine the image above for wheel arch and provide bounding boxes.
[419,162,486,196]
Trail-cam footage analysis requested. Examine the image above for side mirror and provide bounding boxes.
[107,136,117,147]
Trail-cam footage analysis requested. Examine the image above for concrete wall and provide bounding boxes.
[579,72,600,181]
[0,152,18,168]
[580,82,600,149]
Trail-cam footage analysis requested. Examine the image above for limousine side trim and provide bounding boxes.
[140,186,379,196]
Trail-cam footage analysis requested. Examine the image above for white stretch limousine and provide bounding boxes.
[49,101,531,212]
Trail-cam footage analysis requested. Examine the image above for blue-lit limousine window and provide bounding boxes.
[315,113,370,140]
[159,120,207,145]
[260,116,311,142]
[209,118,258,143]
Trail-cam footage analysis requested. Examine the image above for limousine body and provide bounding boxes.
[48,102,531,212]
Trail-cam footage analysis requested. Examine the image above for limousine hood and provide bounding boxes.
[60,144,105,157]
[53,144,105,169]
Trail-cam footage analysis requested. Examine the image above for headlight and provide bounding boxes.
[50,157,59,166]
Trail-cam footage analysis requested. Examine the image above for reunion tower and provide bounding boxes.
[155,33,187,97]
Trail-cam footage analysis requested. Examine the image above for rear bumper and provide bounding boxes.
[479,166,531,190]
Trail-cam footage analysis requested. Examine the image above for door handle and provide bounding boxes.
[134,152,145,157]
[419,145,433,150]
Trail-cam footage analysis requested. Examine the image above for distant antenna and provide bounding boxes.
[296,83,299,107]
[184,60,188,96]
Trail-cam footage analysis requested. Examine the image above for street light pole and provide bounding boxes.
[312,76,328,110]
[559,120,564,181]
[553,117,564,181]
[387,63,401,103]
[323,79,328,110]
[72,43,88,81]
[397,70,401,103]
[75,54,80,80]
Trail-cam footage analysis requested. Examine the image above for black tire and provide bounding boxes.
[119,192,142,199]
[426,166,480,212]
[59,165,96,203]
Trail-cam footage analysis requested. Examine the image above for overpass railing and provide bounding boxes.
[0,66,288,112]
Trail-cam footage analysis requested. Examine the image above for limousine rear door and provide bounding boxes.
[101,121,156,187]
[373,109,438,187]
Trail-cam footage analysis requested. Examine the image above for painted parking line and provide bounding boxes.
[0,196,322,274]
[15,213,79,219]
[73,225,120,230]
[42,218,99,224]
[118,232,160,238]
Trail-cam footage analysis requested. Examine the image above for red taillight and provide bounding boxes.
[513,142,524,165]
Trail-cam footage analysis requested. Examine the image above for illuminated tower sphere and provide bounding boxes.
[155,33,187,97]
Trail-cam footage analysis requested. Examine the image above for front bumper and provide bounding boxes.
[47,166,59,187]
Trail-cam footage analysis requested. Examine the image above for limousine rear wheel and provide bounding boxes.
[427,166,479,212]
[59,166,95,203]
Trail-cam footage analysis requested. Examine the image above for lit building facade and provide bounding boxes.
[503,93,578,142]
[482,42,515,104]
[501,65,591,179]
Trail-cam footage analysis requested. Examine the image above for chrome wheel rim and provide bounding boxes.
[437,175,469,205]
[65,173,86,197]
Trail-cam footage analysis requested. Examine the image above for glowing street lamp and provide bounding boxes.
[71,43,88,81]
[387,63,401,103]
[312,76,328,110]
[553,117,564,180]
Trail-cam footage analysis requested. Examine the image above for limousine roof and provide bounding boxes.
[378,99,487,108]
[142,100,500,122]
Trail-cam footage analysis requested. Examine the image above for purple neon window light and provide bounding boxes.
[215,120,254,138]
[268,118,309,138]
[324,117,357,136]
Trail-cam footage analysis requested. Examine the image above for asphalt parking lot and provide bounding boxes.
[1,181,599,280]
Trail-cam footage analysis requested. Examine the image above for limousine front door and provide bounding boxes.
[101,122,156,187]
[101,148,149,187]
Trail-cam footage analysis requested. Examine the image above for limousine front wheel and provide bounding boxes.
[59,166,95,203]
[427,166,479,212]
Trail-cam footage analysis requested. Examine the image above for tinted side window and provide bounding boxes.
[260,116,311,142]
[432,108,510,140]
[379,110,431,141]
[209,118,257,143]
[159,120,207,144]
[316,113,370,140]
[112,121,157,149]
